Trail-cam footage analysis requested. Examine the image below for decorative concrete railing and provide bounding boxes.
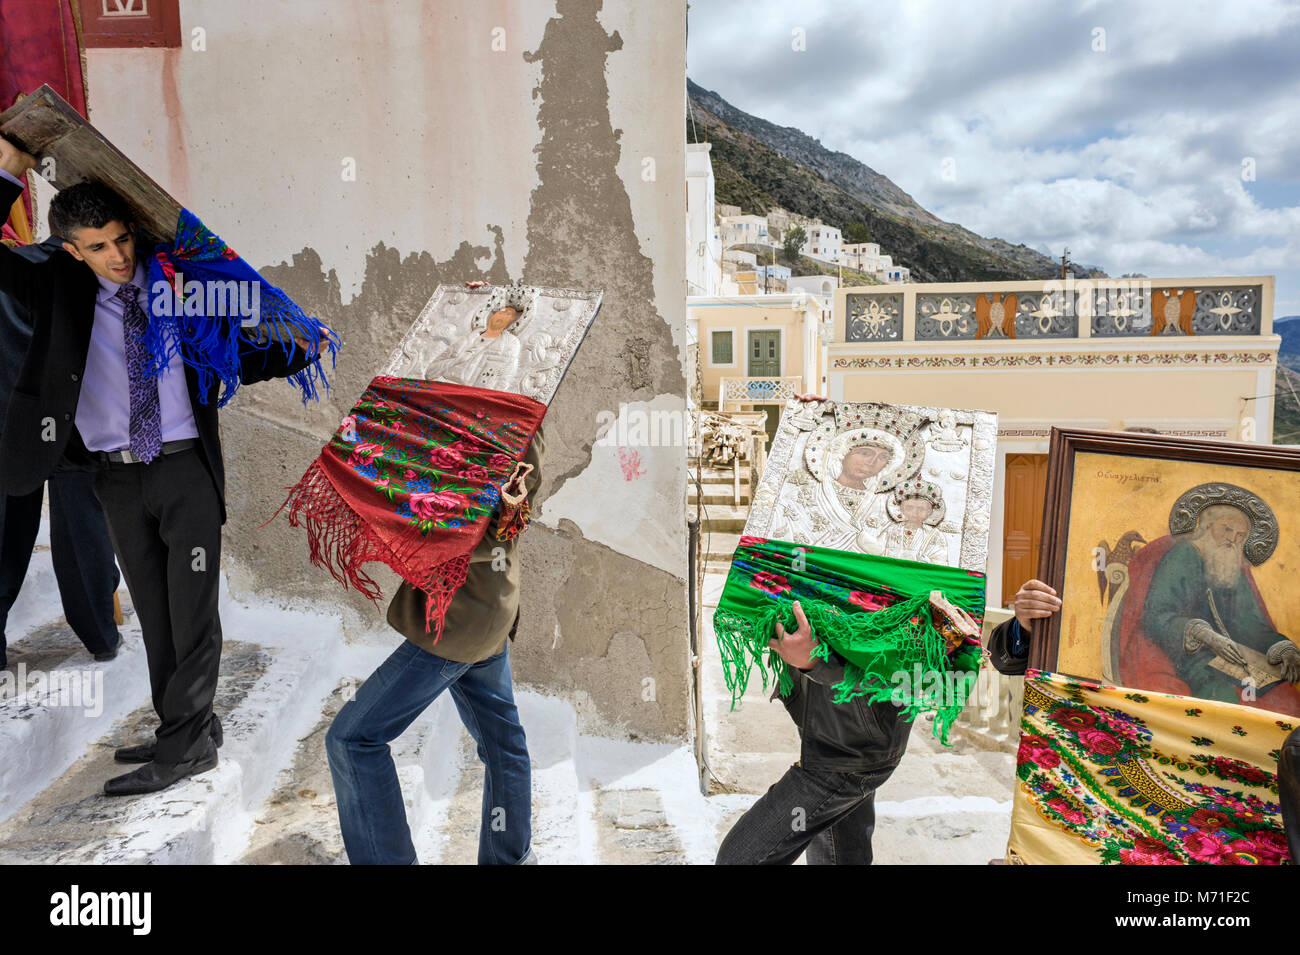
[839,278,1270,343]
[719,375,804,409]
[951,667,1024,753]
[949,613,1024,753]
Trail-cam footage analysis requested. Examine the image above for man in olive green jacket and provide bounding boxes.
[326,426,545,865]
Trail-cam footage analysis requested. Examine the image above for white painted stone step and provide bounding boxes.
[688,483,751,505]
[232,659,463,865]
[0,633,338,864]
[696,504,750,532]
[0,587,147,825]
[0,627,151,826]
[701,530,742,564]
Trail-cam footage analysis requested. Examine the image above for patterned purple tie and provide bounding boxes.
[115,283,163,463]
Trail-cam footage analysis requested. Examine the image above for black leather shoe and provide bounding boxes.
[112,742,155,764]
[103,741,218,796]
[114,718,223,763]
[93,633,124,662]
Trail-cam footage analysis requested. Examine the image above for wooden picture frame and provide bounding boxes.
[1030,427,1300,715]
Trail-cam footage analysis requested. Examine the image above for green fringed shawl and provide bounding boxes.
[713,536,987,744]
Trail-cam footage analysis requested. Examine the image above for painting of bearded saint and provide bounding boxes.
[1113,499,1300,717]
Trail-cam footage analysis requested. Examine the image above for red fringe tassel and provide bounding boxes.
[273,460,471,642]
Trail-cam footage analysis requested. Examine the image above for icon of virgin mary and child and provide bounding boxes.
[770,403,954,567]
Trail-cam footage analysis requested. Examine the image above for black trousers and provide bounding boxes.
[93,448,223,764]
[715,760,897,865]
[0,471,122,665]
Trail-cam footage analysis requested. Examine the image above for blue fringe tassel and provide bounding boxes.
[142,208,338,407]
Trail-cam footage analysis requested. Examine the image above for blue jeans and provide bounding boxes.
[326,640,532,865]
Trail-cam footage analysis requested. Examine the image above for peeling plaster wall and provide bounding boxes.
[83,0,689,739]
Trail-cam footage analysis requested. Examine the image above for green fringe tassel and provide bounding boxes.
[714,593,984,745]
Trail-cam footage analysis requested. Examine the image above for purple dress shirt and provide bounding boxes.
[0,168,199,452]
[79,264,199,452]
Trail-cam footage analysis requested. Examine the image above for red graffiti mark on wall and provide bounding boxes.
[618,446,645,481]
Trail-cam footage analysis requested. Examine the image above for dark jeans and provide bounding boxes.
[0,471,121,667]
[93,449,223,764]
[716,761,898,865]
[326,640,532,865]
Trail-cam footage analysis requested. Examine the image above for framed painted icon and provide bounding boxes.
[0,85,181,243]
[382,282,602,405]
[1030,427,1300,717]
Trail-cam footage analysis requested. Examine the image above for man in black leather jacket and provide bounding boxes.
[716,601,912,865]
[1282,728,1300,861]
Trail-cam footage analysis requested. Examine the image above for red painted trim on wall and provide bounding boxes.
[78,0,180,49]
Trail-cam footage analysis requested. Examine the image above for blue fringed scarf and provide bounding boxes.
[143,208,337,406]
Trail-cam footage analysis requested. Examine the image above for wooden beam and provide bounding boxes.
[0,84,180,242]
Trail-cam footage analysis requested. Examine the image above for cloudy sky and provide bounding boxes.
[687,0,1300,317]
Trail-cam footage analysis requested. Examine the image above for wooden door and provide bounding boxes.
[747,330,781,378]
[1002,453,1049,606]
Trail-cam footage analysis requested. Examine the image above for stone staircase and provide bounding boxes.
[2,505,1019,865]
[687,456,751,566]
[0,539,730,865]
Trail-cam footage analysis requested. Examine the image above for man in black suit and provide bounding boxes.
[0,134,326,795]
[0,235,123,671]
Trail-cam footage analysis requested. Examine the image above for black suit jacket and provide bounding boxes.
[0,176,316,523]
[0,236,63,425]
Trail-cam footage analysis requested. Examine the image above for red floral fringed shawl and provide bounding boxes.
[274,376,546,640]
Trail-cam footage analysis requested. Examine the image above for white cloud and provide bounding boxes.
[688,0,1300,307]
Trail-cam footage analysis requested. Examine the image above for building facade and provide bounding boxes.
[720,213,770,250]
[842,241,881,273]
[79,0,691,740]
[802,221,842,262]
[829,277,1279,609]
[686,142,721,297]
[787,274,838,299]
[689,294,828,442]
